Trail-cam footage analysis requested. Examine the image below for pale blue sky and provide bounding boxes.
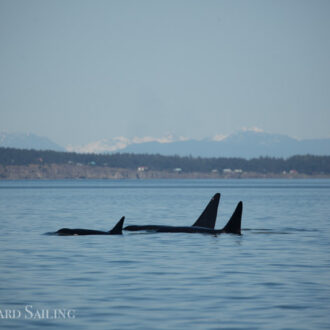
[1,0,329,146]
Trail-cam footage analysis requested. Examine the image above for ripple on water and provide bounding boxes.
[0,179,330,329]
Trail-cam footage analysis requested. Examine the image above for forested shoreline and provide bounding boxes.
[0,147,329,178]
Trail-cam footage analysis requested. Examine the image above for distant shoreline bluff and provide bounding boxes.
[0,164,328,180]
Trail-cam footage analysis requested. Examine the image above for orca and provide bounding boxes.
[53,216,125,236]
[124,201,242,235]
[123,193,242,235]
[124,193,220,233]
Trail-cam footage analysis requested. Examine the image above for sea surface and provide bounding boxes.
[0,179,329,329]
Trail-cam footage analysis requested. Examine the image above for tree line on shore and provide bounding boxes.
[0,147,329,174]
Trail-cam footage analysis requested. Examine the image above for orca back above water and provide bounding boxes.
[48,193,242,237]
[54,216,125,236]
[124,201,242,235]
[123,193,243,235]
[124,193,220,233]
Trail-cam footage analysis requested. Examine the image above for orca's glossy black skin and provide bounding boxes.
[124,195,243,235]
[53,216,125,236]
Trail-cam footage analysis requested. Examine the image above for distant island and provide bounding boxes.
[0,147,329,180]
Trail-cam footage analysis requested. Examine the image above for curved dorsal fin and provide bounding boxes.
[192,193,220,229]
[109,216,125,235]
[222,202,243,234]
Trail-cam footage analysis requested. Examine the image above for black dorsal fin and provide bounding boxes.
[192,193,220,229]
[222,202,243,234]
[109,216,125,235]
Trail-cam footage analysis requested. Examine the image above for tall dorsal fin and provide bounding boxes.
[192,193,220,229]
[109,216,125,235]
[222,202,243,234]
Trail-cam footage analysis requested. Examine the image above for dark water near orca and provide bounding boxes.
[0,179,329,329]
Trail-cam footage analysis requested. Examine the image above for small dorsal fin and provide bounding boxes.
[192,193,220,229]
[222,202,243,234]
[109,216,125,235]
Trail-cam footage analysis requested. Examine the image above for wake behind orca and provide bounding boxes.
[50,216,125,236]
[124,193,243,235]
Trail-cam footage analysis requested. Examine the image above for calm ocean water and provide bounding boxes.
[0,179,329,329]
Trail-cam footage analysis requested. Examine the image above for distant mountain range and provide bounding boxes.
[0,132,64,152]
[1,131,330,158]
[68,131,330,158]
[122,133,330,158]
